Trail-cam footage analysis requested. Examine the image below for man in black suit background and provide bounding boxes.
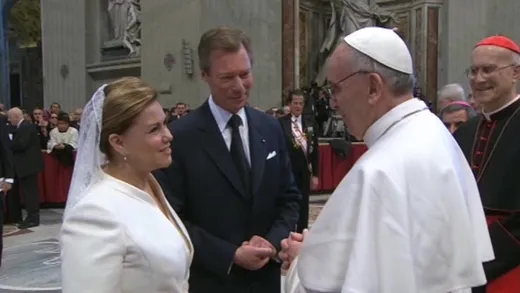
[279,90,320,233]
[0,114,14,266]
[7,107,43,229]
[154,27,301,293]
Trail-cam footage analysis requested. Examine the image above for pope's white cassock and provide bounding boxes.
[285,97,494,293]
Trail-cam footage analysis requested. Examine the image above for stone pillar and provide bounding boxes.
[282,0,295,99]
[409,1,443,106]
[426,6,439,107]
[0,0,17,108]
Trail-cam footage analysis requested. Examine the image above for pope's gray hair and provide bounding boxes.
[348,48,415,96]
[438,83,465,102]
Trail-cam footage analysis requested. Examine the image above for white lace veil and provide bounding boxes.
[63,85,108,220]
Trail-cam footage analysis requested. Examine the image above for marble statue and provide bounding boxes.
[123,0,141,56]
[107,0,141,57]
[108,0,129,41]
[315,0,397,84]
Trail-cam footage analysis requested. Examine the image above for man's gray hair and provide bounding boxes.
[349,48,415,96]
[438,83,466,102]
[439,102,477,119]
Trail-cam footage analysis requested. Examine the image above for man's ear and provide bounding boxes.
[513,65,520,82]
[367,73,384,105]
[201,70,209,82]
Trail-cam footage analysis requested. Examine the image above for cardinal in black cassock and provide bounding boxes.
[454,35,520,293]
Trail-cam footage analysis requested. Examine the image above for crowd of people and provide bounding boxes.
[0,25,519,293]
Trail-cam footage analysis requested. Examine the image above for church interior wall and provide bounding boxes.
[439,0,520,95]
[141,0,282,110]
[40,0,88,111]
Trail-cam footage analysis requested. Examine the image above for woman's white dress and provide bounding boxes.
[60,172,193,293]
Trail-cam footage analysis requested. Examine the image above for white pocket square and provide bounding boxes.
[266,151,277,160]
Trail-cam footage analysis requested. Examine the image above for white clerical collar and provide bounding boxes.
[482,94,520,121]
[208,96,248,133]
[364,98,427,148]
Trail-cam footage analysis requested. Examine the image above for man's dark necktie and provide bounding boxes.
[228,114,251,197]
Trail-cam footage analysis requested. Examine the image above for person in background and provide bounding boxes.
[440,101,477,133]
[454,35,520,293]
[32,107,44,124]
[437,83,466,112]
[50,102,61,114]
[23,111,33,124]
[6,107,43,229]
[279,89,319,233]
[47,113,78,167]
[169,102,188,122]
[49,112,58,129]
[0,113,13,267]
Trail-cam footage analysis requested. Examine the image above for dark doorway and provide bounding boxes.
[9,72,20,107]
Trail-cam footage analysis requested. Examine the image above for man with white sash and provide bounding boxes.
[280,27,494,293]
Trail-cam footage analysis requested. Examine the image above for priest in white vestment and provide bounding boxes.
[281,27,494,293]
[47,113,78,153]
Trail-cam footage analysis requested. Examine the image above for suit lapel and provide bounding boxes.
[247,109,267,196]
[198,103,247,198]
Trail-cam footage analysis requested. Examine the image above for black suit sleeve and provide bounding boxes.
[265,122,301,251]
[11,124,32,152]
[154,134,238,277]
[0,119,14,179]
[483,214,520,281]
[311,122,319,177]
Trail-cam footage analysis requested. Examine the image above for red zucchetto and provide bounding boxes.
[475,35,520,54]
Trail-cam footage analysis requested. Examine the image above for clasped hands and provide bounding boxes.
[233,235,276,271]
[278,229,308,273]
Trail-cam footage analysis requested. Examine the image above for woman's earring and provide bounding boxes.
[123,153,128,161]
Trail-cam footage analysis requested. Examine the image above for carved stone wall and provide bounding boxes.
[282,0,296,99]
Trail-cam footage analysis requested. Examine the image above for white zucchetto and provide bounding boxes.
[344,26,413,74]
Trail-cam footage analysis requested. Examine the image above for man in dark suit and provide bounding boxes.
[154,27,301,293]
[7,107,43,229]
[279,90,320,233]
[0,114,14,266]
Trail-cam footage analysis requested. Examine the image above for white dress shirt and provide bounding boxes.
[208,96,251,165]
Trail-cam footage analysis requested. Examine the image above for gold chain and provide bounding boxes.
[470,105,520,182]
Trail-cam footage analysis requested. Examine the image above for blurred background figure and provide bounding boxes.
[437,83,466,112]
[439,101,477,134]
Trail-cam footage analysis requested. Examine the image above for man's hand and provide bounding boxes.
[1,182,11,193]
[55,144,65,150]
[233,243,274,271]
[310,176,319,190]
[248,235,276,255]
[279,230,308,271]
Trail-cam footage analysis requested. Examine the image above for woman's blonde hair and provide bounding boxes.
[99,77,157,159]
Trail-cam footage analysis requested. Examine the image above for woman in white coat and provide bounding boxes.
[60,77,193,293]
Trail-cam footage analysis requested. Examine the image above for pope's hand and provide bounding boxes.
[279,229,308,271]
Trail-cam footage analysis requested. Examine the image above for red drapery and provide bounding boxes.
[315,143,367,193]
[34,144,367,204]
[37,152,74,204]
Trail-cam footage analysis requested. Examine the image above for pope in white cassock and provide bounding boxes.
[281,27,494,293]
